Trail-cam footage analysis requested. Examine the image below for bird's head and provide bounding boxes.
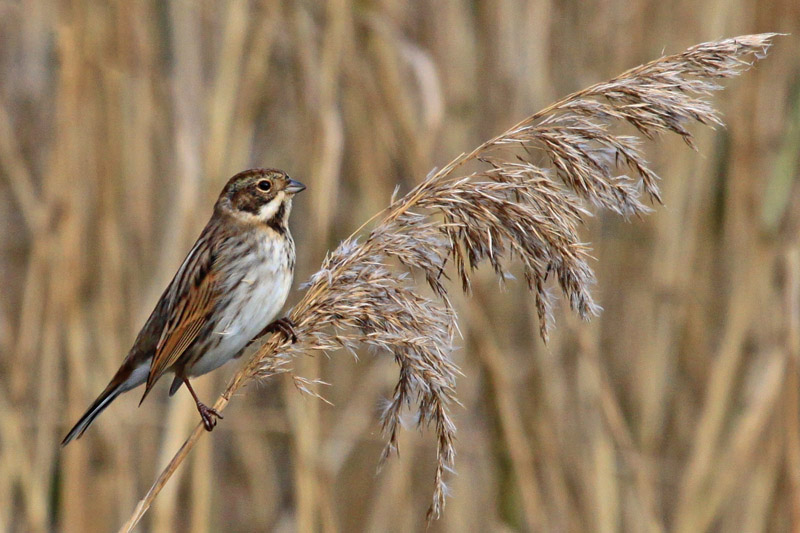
[216,168,306,228]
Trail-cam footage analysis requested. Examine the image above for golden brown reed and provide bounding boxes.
[3,2,798,531]
[122,34,778,529]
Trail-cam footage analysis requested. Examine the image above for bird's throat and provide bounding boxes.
[265,199,290,236]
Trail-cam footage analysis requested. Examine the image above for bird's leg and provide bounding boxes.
[183,378,223,431]
[253,317,298,344]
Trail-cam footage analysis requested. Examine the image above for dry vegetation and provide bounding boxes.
[1,2,798,532]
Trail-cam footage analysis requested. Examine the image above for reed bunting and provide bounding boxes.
[62,169,305,445]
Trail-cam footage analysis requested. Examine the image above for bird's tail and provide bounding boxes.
[61,381,122,446]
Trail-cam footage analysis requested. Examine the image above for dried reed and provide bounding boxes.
[121,33,777,531]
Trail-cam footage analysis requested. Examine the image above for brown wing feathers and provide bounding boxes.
[140,232,221,402]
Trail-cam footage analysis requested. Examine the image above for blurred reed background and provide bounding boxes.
[0,1,798,532]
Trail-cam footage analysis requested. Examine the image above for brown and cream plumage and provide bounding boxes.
[62,168,305,445]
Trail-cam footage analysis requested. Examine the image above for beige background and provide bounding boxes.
[1,1,799,531]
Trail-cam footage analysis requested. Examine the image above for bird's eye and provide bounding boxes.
[257,180,272,192]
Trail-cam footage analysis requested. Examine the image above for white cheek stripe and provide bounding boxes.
[258,192,285,220]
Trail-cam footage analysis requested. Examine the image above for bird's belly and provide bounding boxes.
[187,250,293,377]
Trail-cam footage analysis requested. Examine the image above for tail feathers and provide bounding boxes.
[168,375,183,396]
[61,384,122,446]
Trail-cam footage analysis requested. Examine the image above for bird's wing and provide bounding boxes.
[142,234,221,399]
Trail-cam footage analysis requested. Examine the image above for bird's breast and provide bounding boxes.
[187,231,295,377]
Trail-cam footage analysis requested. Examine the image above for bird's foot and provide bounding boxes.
[272,317,298,343]
[183,377,223,431]
[197,402,223,432]
[256,317,298,344]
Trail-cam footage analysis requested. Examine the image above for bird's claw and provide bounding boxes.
[272,317,298,344]
[254,317,298,344]
[198,402,223,431]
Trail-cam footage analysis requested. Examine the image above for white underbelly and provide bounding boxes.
[188,245,293,377]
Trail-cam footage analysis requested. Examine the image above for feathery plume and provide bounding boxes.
[122,34,778,530]
[241,34,778,520]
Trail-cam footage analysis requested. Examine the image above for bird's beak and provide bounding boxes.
[285,179,306,194]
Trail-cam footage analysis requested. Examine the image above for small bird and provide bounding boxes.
[62,168,305,445]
